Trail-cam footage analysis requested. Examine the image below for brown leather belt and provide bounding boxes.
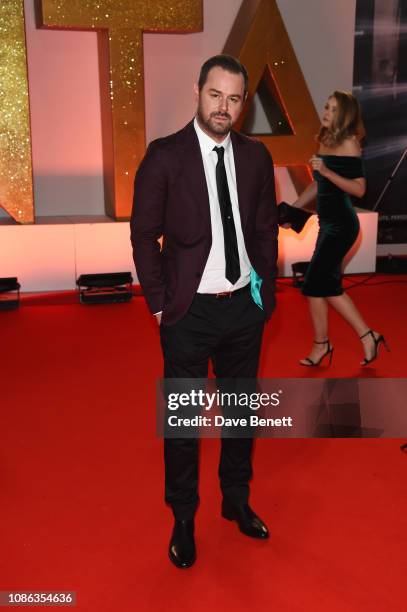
[199,283,250,299]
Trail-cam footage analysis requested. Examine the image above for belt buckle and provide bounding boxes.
[216,291,232,298]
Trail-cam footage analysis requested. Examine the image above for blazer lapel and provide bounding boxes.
[231,131,250,230]
[180,121,211,230]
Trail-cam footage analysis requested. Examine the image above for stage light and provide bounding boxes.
[76,272,133,304]
[0,277,21,310]
[291,262,309,288]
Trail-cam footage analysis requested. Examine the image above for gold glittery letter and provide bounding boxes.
[38,1,203,219]
[0,0,34,223]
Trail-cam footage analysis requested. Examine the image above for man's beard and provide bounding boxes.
[197,104,232,138]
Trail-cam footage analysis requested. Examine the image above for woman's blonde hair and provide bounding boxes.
[317,90,365,147]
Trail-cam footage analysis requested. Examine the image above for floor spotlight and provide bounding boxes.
[76,272,133,304]
[291,262,309,288]
[0,277,21,310]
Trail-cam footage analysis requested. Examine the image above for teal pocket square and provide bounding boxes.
[250,268,263,309]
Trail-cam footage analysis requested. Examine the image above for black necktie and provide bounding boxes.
[213,146,241,285]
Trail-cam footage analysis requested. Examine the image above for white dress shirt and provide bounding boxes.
[193,117,251,293]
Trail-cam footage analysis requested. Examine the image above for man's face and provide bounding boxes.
[194,66,246,141]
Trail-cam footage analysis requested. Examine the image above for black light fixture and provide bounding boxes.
[76,272,133,304]
[0,277,21,310]
[375,254,407,274]
[291,262,309,288]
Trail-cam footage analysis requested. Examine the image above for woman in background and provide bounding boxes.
[291,91,389,366]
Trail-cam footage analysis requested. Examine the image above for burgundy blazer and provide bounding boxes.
[130,120,278,326]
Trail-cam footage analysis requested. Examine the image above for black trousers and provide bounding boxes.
[159,285,266,520]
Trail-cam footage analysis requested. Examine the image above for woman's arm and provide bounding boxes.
[292,181,318,209]
[311,138,366,199]
[326,169,365,198]
[311,156,366,198]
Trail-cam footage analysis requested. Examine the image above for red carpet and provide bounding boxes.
[1,275,406,610]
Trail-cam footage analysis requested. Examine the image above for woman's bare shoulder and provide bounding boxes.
[317,137,361,156]
[338,137,362,156]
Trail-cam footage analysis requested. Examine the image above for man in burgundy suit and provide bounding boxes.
[131,55,278,568]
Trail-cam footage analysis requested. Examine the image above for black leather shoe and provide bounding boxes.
[222,501,269,539]
[168,519,196,568]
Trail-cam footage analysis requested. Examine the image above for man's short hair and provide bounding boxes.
[198,54,249,94]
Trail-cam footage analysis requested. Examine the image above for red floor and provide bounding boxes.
[1,275,406,611]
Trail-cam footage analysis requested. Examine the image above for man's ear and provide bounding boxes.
[193,83,199,98]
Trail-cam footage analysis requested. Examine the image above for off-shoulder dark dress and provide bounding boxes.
[302,155,364,297]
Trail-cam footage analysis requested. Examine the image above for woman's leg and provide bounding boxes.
[326,293,368,335]
[300,297,330,364]
[327,292,379,361]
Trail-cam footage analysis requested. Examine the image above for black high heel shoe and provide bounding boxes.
[360,330,390,366]
[300,339,334,367]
